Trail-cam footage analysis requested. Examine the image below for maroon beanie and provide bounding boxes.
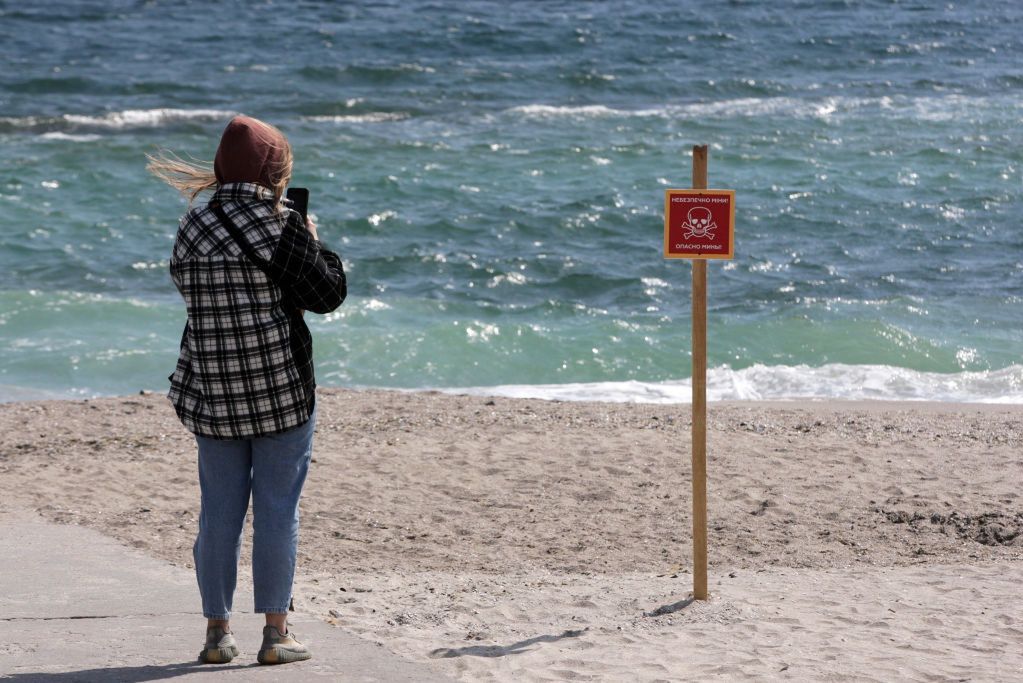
[213,115,289,189]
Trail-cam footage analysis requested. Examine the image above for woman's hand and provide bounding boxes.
[305,213,319,242]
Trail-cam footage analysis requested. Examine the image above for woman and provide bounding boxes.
[148,115,346,665]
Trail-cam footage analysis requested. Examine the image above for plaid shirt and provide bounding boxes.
[168,182,346,439]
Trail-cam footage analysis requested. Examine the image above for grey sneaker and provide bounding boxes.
[257,624,312,665]
[198,625,239,664]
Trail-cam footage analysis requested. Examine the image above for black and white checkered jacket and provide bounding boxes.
[168,182,346,439]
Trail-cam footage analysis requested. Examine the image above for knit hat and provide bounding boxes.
[213,115,289,189]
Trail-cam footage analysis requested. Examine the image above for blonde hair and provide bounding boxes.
[145,150,218,204]
[146,128,293,208]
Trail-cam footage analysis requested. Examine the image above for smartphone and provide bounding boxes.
[286,187,309,222]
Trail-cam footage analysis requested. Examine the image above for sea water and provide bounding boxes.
[1,1,1020,403]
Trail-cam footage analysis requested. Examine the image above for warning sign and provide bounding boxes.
[663,189,735,260]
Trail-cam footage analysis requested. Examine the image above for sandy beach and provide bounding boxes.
[1,389,1020,681]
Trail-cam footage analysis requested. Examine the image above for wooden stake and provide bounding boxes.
[691,145,709,600]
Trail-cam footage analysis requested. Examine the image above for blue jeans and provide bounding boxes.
[192,404,316,620]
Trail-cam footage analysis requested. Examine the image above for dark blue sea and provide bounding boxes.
[1,0,1021,402]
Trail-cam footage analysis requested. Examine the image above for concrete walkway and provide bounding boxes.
[0,510,457,682]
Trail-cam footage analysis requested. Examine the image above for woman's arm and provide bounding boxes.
[267,210,347,314]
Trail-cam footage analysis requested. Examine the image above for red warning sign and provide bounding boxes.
[663,189,735,260]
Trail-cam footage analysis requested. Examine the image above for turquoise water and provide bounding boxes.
[1,1,1021,402]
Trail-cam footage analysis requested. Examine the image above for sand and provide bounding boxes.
[1,389,1021,681]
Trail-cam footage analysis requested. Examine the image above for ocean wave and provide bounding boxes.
[298,63,436,82]
[0,108,235,134]
[509,104,626,118]
[505,94,1017,122]
[39,132,102,142]
[507,99,832,120]
[302,113,409,123]
[435,364,1023,404]
[63,108,235,129]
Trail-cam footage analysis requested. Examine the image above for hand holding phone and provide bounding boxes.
[285,187,309,222]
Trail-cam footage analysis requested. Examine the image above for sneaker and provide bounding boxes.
[257,624,312,665]
[198,625,239,664]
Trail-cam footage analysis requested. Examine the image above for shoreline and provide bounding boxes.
[1,389,1020,680]
[3,361,1023,407]
[3,384,1023,412]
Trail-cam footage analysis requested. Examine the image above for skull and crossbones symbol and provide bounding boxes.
[682,207,716,239]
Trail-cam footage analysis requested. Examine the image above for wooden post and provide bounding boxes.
[691,145,709,600]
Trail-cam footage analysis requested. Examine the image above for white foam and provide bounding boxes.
[302,113,408,123]
[508,99,834,119]
[505,94,1017,122]
[508,104,624,118]
[0,115,44,128]
[435,364,1023,405]
[40,132,102,142]
[0,109,234,132]
[60,108,234,129]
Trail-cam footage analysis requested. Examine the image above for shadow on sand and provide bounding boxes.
[643,595,696,617]
[3,661,262,682]
[429,628,586,659]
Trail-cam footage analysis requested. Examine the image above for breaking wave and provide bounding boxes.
[438,364,1023,404]
[506,94,1015,122]
[0,108,235,134]
[302,113,409,123]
